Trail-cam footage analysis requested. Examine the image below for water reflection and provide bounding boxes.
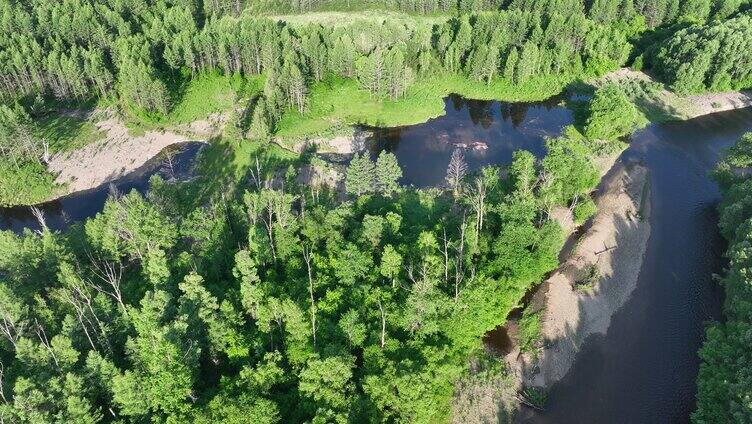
[369,94,574,187]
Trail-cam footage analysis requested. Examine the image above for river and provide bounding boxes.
[0,142,203,233]
[3,96,752,422]
[518,106,752,423]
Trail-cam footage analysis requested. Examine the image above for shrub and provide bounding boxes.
[585,84,646,141]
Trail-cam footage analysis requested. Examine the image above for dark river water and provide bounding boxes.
[369,94,574,186]
[3,95,752,422]
[519,106,752,424]
[0,142,203,233]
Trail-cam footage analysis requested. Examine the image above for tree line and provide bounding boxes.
[650,11,752,94]
[693,133,752,423]
[2,0,749,141]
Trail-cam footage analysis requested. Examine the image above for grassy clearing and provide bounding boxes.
[196,138,296,184]
[34,113,105,153]
[275,73,574,147]
[168,72,263,124]
[270,9,448,26]
[125,72,265,134]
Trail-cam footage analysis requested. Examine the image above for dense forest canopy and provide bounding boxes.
[0,125,614,421]
[1,0,752,421]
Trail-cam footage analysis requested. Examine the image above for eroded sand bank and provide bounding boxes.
[507,161,651,388]
[47,111,223,196]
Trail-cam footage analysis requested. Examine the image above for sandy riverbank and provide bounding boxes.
[504,160,651,388]
[599,68,752,120]
[46,110,222,197]
[290,129,372,155]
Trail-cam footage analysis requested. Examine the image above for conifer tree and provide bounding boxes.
[375,151,403,194]
[345,153,375,196]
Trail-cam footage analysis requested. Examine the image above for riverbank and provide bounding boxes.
[40,109,223,201]
[510,160,651,388]
[597,68,752,122]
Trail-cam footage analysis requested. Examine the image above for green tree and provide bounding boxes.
[345,153,375,196]
[375,151,402,194]
[585,84,645,140]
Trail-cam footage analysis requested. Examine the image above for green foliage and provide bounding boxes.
[345,153,376,196]
[573,197,597,224]
[0,104,59,205]
[375,152,403,194]
[0,160,57,206]
[694,132,752,423]
[585,84,647,140]
[575,263,601,293]
[346,151,403,196]
[652,12,752,94]
[0,113,611,422]
[521,387,548,409]
[518,307,542,354]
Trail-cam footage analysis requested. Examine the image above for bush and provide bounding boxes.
[585,84,646,141]
[573,197,597,224]
[518,307,542,354]
[0,160,57,206]
[575,264,601,293]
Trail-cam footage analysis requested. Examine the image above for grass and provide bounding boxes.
[34,113,105,153]
[518,306,543,355]
[182,137,298,206]
[124,72,265,135]
[168,72,263,125]
[270,9,449,26]
[275,72,575,147]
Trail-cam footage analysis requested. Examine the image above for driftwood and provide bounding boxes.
[595,242,616,256]
[515,392,545,411]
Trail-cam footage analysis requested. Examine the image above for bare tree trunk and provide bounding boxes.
[30,206,47,234]
[0,362,8,404]
[441,228,450,286]
[303,246,316,349]
[455,214,467,302]
[378,299,386,348]
[35,320,60,371]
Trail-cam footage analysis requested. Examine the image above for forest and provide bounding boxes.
[693,133,752,424]
[1,0,752,422]
[3,0,752,204]
[0,120,625,421]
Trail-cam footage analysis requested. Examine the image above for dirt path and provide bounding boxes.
[46,111,223,197]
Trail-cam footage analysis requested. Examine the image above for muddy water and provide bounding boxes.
[0,142,203,233]
[519,106,752,423]
[369,94,574,187]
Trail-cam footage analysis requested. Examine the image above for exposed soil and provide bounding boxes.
[46,110,221,197]
[507,161,651,388]
[598,68,752,120]
[292,130,372,155]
